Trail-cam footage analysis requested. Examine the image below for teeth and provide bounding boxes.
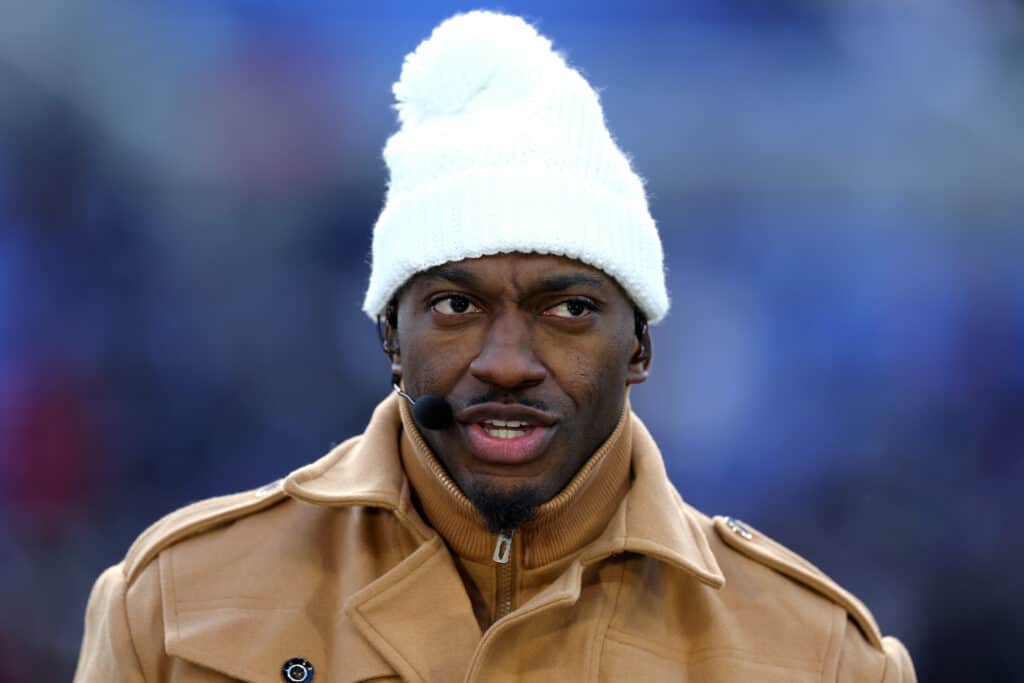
[479,419,533,439]
[484,419,528,428]
[483,426,529,439]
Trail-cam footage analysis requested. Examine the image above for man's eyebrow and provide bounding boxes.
[418,266,480,288]
[537,273,609,292]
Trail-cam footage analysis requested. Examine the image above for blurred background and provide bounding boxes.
[1,0,1022,680]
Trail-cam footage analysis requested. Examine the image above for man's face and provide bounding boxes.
[388,253,651,530]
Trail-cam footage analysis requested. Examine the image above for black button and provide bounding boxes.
[281,658,314,682]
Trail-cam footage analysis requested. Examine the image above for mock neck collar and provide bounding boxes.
[398,395,632,568]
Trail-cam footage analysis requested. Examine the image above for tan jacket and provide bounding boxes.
[76,395,915,682]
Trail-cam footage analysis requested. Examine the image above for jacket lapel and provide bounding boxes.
[344,536,483,683]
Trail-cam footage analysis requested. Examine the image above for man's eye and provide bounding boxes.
[432,295,479,315]
[545,299,595,319]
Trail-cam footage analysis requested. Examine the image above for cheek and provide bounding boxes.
[548,335,633,403]
[402,345,443,394]
[400,330,474,395]
[566,349,602,396]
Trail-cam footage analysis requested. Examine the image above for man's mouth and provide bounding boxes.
[464,422,553,465]
[455,404,559,466]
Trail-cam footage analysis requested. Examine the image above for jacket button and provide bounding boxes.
[725,517,754,540]
[282,658,314,682]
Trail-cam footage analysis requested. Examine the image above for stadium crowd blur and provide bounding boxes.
[1,1,1022,680]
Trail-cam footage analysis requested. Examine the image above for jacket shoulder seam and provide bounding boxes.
[711,515,883,651]
[123,480,288,584]
[119,562,147,680]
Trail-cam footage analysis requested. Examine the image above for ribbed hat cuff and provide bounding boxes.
[362,170,667,322]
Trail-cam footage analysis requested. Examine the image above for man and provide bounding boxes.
[77,11,915,682]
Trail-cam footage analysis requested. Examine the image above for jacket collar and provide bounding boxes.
[583,411,724,587]
[285,393,723,588]
[283,394,433,541]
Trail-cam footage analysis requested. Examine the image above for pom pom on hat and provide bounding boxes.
[364,11,670,324]
[393,11,565,126]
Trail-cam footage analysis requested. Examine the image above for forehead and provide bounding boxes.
[407,253,621,296]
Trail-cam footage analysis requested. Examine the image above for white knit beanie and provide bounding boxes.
[363,11,669,323]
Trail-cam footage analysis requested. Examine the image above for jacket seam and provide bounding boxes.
[120,564,147,681]
[167,550,180,647]
[880,640,891,683]
[821,605,840,683]
[604,629,821,672]
[591,557,628,681]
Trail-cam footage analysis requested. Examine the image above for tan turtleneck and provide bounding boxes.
[398,398,632,630]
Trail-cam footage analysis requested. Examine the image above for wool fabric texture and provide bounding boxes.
[363,11,669,323]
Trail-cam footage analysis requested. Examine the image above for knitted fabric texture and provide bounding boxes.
[363,11,668,323]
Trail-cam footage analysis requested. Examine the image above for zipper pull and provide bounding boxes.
[493,529,514,564]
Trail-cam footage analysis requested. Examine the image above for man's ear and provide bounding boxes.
[377,302,402,383]
[626,324,652,386]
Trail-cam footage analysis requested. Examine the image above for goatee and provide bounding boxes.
[465,481,546,534]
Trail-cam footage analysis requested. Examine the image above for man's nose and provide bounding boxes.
[468,312,546,390]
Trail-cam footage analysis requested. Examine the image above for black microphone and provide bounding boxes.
[393,385,454,430]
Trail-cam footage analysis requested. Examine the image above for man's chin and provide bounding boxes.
[462,479,548,534]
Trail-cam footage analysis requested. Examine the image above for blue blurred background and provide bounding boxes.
[1,1,1022,680]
